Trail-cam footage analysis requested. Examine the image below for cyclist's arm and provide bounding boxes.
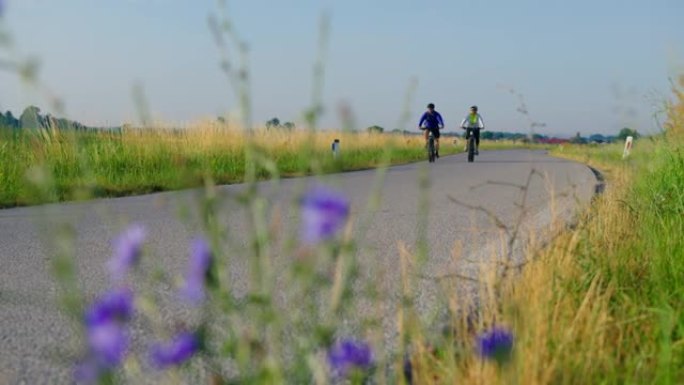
[437,113,445,129]
[460,117,467,129]
[418,113,427,129]
[479,115,485,129]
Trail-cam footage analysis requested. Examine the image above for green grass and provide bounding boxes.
[586,140,684,383]
[0,126,535,208]
[432,135,684,383]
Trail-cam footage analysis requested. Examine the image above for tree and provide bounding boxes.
[20,106,45,130]
[570,132,587,144]
[265,117,280,129]
[5,111,19,128]
[617,127,639,141]
[282,122,295,130]
[367,125,384,133]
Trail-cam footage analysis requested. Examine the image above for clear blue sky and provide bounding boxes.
[1,0,683,136]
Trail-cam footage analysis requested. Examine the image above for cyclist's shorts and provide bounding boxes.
[422,127,440,139]
[465,127,480,138]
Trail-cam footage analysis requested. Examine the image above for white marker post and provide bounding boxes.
[622,136,633,159]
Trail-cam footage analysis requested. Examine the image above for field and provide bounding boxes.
[0,124,534,208]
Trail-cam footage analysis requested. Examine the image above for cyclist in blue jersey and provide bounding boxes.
[418,103,445,158]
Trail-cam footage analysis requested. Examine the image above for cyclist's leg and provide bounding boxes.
[474,128,481,154]
[464,128,470,151]
[433,129,440,156]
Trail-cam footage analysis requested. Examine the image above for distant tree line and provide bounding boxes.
[383,127,640,145]
[2,108,641,146]
[265,117,295,130]
[562,128,639,145]
[0,105,117,132]
[0,110,19,129]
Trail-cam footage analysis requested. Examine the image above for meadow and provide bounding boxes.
[0,123,533,208]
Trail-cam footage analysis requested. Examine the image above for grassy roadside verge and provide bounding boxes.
[426,80,684,384]
[0,124,536,208]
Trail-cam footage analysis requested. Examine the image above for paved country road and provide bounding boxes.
[0,150,597,384]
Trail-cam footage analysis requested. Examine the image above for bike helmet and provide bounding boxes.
[470,105,478,111]
[427,103,435,109]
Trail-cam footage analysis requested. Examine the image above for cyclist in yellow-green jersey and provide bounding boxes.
[460,105,485,155]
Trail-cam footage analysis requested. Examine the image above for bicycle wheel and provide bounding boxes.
[428,136,435,162]
[467,135,475,163]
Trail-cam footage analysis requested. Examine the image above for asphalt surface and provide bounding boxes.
[0,150,597,384]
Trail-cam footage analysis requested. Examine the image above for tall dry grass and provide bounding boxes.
[0,119,537,208]
[0,124,445,207]
[410,76,684,384]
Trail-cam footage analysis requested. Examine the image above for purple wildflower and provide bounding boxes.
[476,327,514,363]
[149,332,200,369]
[74,288,135,382]
[83,288,133,366]
[179,238,213,304]
[107,224,146,282]
[300,185,350,244]
[85,288,134,327]
[327,339,373,378]
[73,322,129,384]
[87,321,130,367]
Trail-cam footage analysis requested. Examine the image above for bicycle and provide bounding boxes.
[427,130,436,163]
[464,127,479,163]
